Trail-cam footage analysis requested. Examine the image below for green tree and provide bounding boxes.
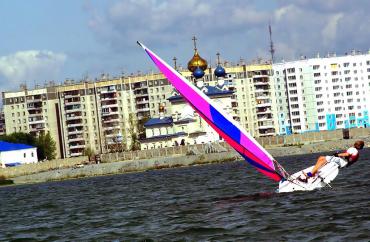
[83,146,95,161]
[128,113,141,151]
[0,132,36,145]
[36,132,56,160]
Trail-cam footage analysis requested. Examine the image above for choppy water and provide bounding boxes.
[1,149,370,241]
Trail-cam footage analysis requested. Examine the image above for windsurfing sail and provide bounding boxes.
[138,41,286,181]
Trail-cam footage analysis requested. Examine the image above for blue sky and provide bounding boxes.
[1,0,370,92]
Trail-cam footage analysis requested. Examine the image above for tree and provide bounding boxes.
[36,132,56,160]
[83,146,95,161]
[128,113,141,151]
[0,132,36,145]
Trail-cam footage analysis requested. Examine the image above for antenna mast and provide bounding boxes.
[269,23,275,63]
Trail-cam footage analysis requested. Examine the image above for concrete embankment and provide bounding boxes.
[11,152,238,185]
[9,137,369,185]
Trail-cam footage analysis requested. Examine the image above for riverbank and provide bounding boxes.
[3,137,368,186]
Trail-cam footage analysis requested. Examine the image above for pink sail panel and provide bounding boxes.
[139,42,284,181]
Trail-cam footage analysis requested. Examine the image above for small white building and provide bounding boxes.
[0,141,38,168]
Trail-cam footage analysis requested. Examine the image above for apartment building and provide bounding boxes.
[1,87,62,156]
[0,109,6,136]
[273,51,370,134]
[2,62,278,156]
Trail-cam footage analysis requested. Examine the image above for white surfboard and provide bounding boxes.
[278,162,340,193]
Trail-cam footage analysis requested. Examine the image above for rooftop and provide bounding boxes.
[144,117,173,127]
[168,85,233,102]
[0,141,35,152]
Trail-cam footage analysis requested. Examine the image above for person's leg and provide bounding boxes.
[311,156,327,175]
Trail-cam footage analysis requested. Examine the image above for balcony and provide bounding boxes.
[28,112,43,118]
[70,152,83,157]
[137,99,149,104]
[254,81,269,86]
[65,106,82,113]
[255,88,270,93]
[257,115,273,121]
[258,124,275,129]
[27,105,42,111]
[28,119,45,125]
[66,115,82,121]
[69,144,86,149]
[68,129,84,135]
[103,118,120,123]
[67,122,83,128]
[133,82,148,90]
[259,132,275,137]
[101,102,118,109]
[105,133,121,138]
[68,136,84,142]
[137,107,150,112]
[256,102,272,108]
[29,124,45,131]
[135,92,149,97]
[256,107,272,114]
[103,125,121,131]
[26,98,42,103]
[101,88,116,94]
[65,101,80,106]
[101,95,118,101]
[252,73,269,78]
[102,111,119,117]
[255,95,269,100]
[64,93,80,99]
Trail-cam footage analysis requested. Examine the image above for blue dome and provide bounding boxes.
[214,65,226,77]
[193,66,205,79]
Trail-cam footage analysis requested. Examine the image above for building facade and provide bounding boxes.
[273,51,370,134]
[0,109,5,136]
[2,63,279,156]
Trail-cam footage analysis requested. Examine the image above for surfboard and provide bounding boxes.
[278,162,340,193]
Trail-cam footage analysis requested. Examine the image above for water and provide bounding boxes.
[1,150,370,241]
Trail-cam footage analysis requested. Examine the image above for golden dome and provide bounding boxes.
[187,50,208,72]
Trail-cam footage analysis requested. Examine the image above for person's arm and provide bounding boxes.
[337,152,350,158]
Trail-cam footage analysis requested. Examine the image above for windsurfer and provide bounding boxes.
[299,140,365,182]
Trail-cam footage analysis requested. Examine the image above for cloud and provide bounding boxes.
[85,0,370,67]
[321,13,343,45]
[0,50,66,90]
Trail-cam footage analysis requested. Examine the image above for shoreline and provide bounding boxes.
[2,138,368,186]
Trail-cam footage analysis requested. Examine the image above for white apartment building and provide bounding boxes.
[0,109,5,136]
[2,63,278,156]
[273,51,370,134]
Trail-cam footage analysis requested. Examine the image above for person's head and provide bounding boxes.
[354,140,365,150]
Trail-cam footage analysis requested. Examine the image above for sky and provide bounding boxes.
[1,0,370,93]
